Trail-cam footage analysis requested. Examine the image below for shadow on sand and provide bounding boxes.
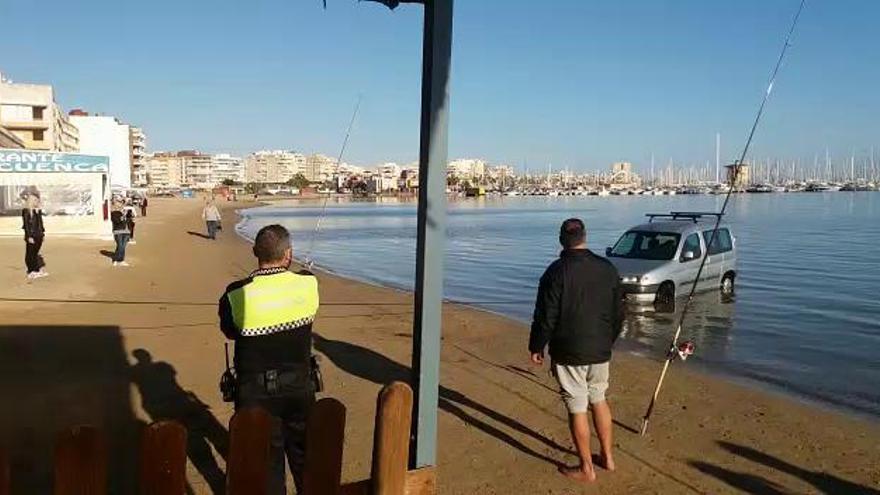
[0,326,229,494]
[313,334,572,466]
[129,349,228,495]
[690,440,880,495]
[186,231,212,240]
[0,325,139,493]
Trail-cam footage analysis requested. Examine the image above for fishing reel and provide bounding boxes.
[668,340,696,361]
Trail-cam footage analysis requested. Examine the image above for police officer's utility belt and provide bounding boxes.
[242,368,309,393]
[220,350,324,402]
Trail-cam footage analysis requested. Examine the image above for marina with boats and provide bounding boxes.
[450,148,880,198]
[462,179,879,198]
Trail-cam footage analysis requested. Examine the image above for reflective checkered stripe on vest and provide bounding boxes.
[227,272,319,336]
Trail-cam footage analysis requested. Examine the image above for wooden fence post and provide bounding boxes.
[54,425,107,495]
[226,406,273,495]
[139,421,187,495]
[371,382,414,495]
[303,398,347,495]
[0,448,9,495]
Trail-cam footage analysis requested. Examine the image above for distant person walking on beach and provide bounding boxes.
[126,204,137,245]
[529,218,623,483]
[140,196,148,217]
[110,201,131,266]
[21,190,48,280]
[219,224,319,494]
[202,199,221,240]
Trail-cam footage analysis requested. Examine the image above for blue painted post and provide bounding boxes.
[411,0,453,469]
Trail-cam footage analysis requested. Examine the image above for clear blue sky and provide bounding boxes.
[1,0,877,172]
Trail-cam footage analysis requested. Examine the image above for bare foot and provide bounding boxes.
[558,465,597,483]
[593,454,617,472]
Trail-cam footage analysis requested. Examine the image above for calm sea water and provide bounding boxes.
[238,193,880,418]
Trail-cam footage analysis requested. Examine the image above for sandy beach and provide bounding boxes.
[0,197,878,494]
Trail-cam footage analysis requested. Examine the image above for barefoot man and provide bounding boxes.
[529,218,624,482]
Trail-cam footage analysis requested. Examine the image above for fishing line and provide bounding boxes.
[302,95,362,268]
[639,0,806,436]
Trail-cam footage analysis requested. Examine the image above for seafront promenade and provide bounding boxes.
[0,198,877,494]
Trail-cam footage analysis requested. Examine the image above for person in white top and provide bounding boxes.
[202,198,222,240]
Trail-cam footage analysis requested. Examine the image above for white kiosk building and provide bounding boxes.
[0,149,110,236]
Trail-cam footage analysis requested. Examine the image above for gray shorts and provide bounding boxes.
[553,361,610,413]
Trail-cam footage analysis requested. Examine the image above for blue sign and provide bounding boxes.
[0,149,109,173]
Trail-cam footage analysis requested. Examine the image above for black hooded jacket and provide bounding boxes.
[529,249,624,365]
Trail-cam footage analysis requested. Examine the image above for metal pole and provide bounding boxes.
[410,0,453,469]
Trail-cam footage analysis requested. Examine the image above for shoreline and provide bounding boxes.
[1,197,877,493]
[236,202,880,425]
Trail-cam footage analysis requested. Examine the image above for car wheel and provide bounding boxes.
[721,272,735,296]
[655,282,675,312]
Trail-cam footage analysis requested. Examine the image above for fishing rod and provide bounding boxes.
[302,95,363,268]
[639,0,807,436]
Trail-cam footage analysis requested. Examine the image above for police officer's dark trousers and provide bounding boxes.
[236,370,314,494]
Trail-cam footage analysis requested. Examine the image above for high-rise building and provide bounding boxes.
[176,151,213,188]
[304,153,337,182]
[244,150,307,183]
[145,152,185,187]
[130,127,147,186]
[211,153,245,184]
[0,72,79,152]
[146,151,242,188]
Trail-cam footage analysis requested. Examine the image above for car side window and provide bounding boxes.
[703,228,733,255]
[680,233,702,262]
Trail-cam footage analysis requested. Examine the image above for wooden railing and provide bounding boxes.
[0,381,434,495]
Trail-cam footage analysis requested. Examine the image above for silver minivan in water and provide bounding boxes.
[605,212,737,307]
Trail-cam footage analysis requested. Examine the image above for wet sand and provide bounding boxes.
[0,198,877,494]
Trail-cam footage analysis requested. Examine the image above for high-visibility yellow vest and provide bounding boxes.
[225,268,319,337]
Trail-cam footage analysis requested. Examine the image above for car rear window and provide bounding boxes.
[703,228,733,254]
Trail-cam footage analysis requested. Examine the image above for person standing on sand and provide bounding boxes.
[110,201,131,266]
[202,198,221,240]
[21,190,48,280]
[529,218,623,483]
[140,196,148,217]
[218,224,319,494]
[126,203,137,245]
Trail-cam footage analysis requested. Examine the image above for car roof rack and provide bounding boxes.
[646,211,725,223]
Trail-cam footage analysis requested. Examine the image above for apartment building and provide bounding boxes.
[244,150,307,183]
[0,72,79,152]
[0,126,24,148]
[146,152,185,187]
[176,151,212,188]
[304,154,337,182]
[146,151,242,188]
[209,153,244,184]
[130,127,147,186]
[69,111,132,189]
[371,162,400,192]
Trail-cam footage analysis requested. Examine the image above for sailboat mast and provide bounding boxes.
[851,151,855,182]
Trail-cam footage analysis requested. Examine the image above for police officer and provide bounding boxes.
[219,224,319,493]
